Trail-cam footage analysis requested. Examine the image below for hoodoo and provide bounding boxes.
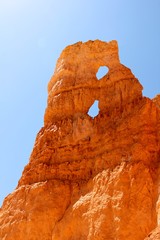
[0,40,160,240]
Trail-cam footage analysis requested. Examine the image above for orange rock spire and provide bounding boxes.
[0,40,160,240]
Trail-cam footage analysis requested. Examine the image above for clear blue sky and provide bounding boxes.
[0,0,160,206]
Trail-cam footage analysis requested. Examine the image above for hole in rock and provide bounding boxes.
[96,66,109,80]
[88,100,99,118]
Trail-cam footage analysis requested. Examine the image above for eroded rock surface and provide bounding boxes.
[0,40,160,240]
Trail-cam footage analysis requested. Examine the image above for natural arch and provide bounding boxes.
[96,66,109,80]
[88,100,99,118]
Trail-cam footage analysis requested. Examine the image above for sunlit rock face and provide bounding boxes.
[44,40,142,124]
[0,40,160,240]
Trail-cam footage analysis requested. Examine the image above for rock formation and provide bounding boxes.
[0,40,160,240]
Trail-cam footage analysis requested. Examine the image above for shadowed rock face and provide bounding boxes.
[0,40,160,240]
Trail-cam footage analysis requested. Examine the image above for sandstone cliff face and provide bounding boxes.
[0,40,160,240]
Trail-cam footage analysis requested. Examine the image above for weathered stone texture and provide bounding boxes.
[0,40,160,240]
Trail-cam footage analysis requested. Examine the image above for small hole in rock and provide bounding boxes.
[88,100,99,118]
[96,66,109,80]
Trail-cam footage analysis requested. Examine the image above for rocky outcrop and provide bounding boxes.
[144,95,160,240]
[0,40,160,240]
[153,94,160,109]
